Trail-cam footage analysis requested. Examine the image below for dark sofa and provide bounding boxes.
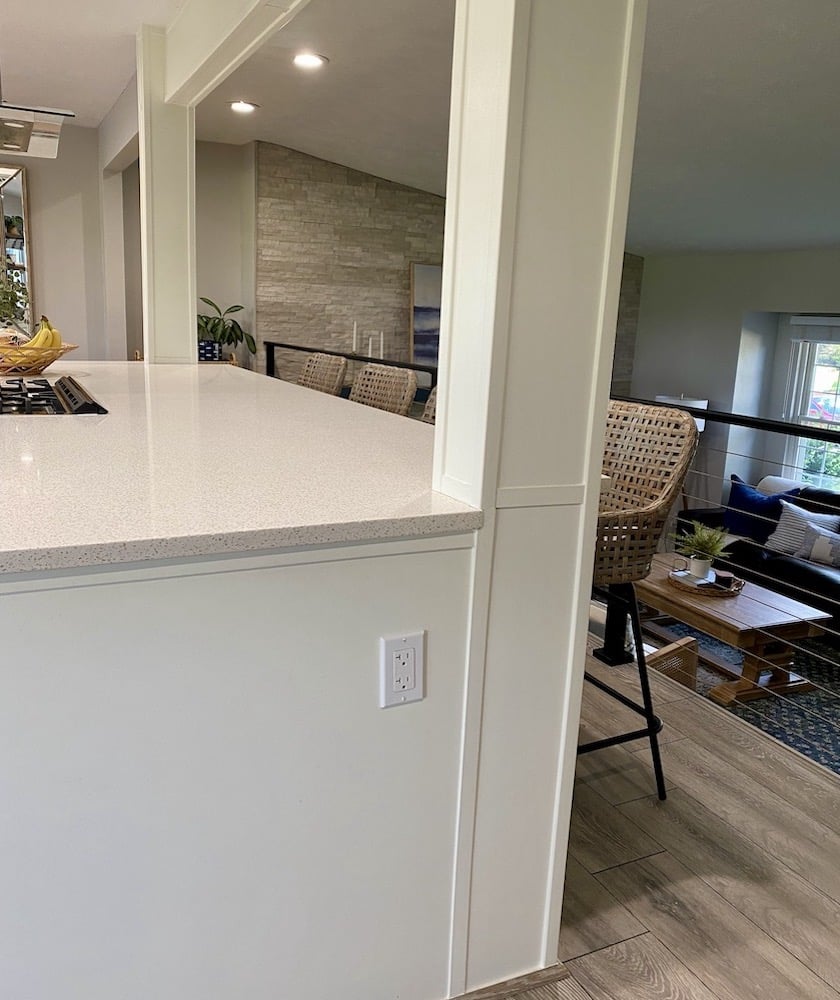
[678,479,840,631]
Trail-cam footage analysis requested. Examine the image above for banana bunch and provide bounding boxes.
[26,316,62,350]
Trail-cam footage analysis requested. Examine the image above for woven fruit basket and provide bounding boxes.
[0,343,78,376]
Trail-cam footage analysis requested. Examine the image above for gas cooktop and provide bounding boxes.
[0,376,108,415]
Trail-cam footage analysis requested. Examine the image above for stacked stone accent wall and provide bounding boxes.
[611,252,644,396]
[256,142,445,382]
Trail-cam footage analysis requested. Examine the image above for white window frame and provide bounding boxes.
[783,337,840,487]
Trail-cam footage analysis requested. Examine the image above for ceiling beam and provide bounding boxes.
[165,0,314,107]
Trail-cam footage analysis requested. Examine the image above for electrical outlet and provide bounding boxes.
[379,631,425,708]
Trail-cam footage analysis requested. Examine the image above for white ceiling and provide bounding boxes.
[195,0,455,196]
[0,0,185,126]
[628,0,840,253]
[3,0,840,253]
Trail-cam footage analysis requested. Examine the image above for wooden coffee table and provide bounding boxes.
[635,554,831,706]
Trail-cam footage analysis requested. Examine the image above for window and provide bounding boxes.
[784,340,840,489]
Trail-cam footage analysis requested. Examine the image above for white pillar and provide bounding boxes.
[137,25,196,363]
[441,0,647,992]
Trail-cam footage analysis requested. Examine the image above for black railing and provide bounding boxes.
[264,340,438,387]
[612,393,840,446]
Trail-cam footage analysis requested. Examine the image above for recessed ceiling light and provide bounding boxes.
[293,52,329,69]
[230,100,259,114]
[2,143,21,150]
[2,121,25,129]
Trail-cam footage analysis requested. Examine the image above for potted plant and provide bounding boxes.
[197,298,256,361]
[673,520,730,579]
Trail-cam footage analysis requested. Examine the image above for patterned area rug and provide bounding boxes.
[656,622,840,775]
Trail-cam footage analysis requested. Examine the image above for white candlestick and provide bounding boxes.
[368,335,374,356]
[352,321,358,353]
[379,331,384,358]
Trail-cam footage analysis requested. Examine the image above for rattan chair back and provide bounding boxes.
[349,363,417,416]
[297,353,347,395]
[421,386,437,424]
[595,400,698,586]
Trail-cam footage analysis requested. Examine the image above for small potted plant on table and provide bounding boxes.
[674,520,729,580]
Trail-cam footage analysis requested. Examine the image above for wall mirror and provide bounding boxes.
[0,165,32,327]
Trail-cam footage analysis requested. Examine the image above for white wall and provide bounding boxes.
[1,125,106,355]
[195,140,256,364]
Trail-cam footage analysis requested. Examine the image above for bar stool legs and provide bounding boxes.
[579,582,667,801]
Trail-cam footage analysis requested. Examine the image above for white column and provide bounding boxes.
[137,25,196,363]
[441,0,647,992]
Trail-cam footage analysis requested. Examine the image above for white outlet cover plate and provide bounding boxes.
[379,631,425,708]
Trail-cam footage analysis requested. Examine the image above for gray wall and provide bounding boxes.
[195,141,257,367]
[1,125,104,355]
[729,310,778,485]
[632,249,840,502]
[255,142,445,380]
[122,161,143,361]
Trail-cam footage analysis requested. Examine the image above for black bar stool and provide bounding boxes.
[578,400,698,800]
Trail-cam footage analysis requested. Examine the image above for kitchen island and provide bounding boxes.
[0,362,483,1000]
[0,361,479,573]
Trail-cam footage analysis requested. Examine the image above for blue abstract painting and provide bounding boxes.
[411,263,442,367]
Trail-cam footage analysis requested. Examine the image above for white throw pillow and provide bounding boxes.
[795,523,840,567]
[765,499,840,555]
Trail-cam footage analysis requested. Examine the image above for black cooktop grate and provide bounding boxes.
[0,376,108,415]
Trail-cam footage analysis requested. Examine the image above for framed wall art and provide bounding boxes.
[410,262,442,367]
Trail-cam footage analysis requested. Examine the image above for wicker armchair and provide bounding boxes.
[421,386,437,424]
[594,400,698,585]
[580,400,698,800]
[297,353,347,395]
[349,364,417,416]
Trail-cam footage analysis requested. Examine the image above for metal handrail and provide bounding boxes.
[265,340,438,386]
[612,393,840,446]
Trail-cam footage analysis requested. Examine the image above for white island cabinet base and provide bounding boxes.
[0,363,482,999]
[0,537,474,1000]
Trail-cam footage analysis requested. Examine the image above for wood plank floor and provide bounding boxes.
[552,638,840,1000]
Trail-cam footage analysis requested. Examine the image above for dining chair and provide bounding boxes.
[579,399,698,800]
[420,386,437,424]
[349,363,417,416]
[297,352,347,395]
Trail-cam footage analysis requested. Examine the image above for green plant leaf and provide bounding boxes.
[199,296,222,316]
[245,333,257,354]
[223,304,245,316]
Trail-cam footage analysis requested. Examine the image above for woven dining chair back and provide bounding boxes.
[297,353,347,395]
[349,364,417,416]
[595,400,698,587]
[420,386,437,424]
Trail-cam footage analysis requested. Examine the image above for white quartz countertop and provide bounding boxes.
[0,362,482,574]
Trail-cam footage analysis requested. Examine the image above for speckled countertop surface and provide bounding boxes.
[0,362,482,574]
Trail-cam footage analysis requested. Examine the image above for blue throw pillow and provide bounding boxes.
[723,475,801,542]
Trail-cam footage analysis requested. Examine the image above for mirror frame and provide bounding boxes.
[0,165,33,328]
